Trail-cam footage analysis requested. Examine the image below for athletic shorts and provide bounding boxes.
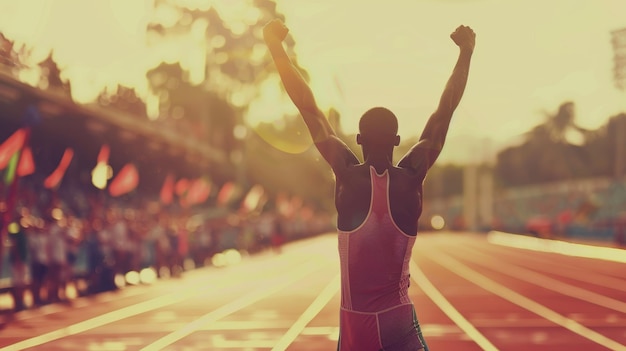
[338,303,429,351]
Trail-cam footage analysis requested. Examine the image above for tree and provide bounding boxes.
[145,0,298,154]
[495,101,617,186]
[97,84,146,118]
[38,53,71,96]
[0,32,17,68]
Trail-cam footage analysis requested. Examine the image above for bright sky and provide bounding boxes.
[0,0,624,163]
[273,0,626,161]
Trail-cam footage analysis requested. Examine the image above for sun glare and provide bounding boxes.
[244,77,315,154]
[209,0,262,27]
[0,0,623,153]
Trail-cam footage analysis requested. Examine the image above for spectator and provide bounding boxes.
[7,218,28,311]
[28,217,49,306]
[83,219,106,294]
[47,214,68,302]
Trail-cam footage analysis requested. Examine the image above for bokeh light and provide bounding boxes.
[430,215,445,230]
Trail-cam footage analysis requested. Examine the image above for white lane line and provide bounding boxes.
[459,247,626,314]
[140,261,327,351]
[467,243,626,292]
[0,254,313,351]
[426,251,626,351]
[271,274,340,351]
[8,282,153,323]
[409,260,500,351]
[487,231,626,263]
[0,284,201,351]
[210,337,276,348]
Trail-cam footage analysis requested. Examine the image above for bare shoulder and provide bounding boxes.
[392,163,426,182]
[397,141,439,179]
[316,136,359,178]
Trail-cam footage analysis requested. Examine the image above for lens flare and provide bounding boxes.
[251,120,313,154]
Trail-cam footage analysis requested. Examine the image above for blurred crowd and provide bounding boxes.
[492,178,626,242]
[1,177,334,313]
[421,176,626,244]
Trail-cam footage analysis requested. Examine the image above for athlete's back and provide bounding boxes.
[263,18,475,351]
[335,163,423,235]
[337,165,425,350]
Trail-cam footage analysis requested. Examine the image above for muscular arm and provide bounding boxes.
[264,20,335,143]
[263,20,358,175]
[399,25,475,173]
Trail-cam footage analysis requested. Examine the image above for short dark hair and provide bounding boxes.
[359,107,398,140]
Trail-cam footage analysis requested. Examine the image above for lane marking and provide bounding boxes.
[139,261,328,351]
[0,285,200,351]
[459,246,626,314]
[203,321,293,330]
[467,241,626,292]
[9,279,182,323]
[426,251,626,351]
[409,260,500,351]
[210,337,276,348]
[0,255,316,351]
[300,326,340,336]
[271,274,340,351]
[487,231,626,263]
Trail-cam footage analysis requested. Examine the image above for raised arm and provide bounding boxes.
[263,19,335,142]
[263,20,358,174]
[399,25,475,173]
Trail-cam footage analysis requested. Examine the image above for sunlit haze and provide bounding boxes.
[0,0,624,163]
[275,0,626,162]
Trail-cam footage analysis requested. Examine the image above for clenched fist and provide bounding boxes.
[450,25,475,52]
[263,19,289,44]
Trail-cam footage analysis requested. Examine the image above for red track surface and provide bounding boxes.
[0,232,625,350]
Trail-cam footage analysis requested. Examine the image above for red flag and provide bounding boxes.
[108,163,139,197]
[160,173,174,205]
[217,181,235,206]
[16,146,35,177]
[44,148,74,189]
[176,178,191,207]
[2,128,30,236]
[186,178,211,205]
[97,144,110,164]
[175,178,190,196]
[0,128,27,170]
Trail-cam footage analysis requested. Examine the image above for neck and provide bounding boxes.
[364,152,393,173]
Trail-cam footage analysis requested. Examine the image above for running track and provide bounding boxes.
[0,231,625,350]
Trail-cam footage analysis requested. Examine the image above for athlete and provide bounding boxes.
[263,19,475,351]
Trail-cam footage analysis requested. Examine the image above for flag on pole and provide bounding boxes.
[175,178,190,196]
[2,128,31,237]
[44,148,74,189]
[185,178,211,206]
[97,144,110,164]
[0,128,27,170]
[217,181,241,206]
[16,146,35,177]
[108,163,139,197]
[3,128,31,184]
[176,178,190,207]
[160,173,175,205]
